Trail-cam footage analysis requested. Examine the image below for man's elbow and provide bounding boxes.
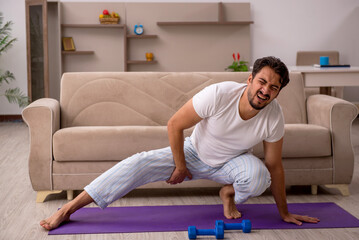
[167,118,173,132]
[167,117,179,133]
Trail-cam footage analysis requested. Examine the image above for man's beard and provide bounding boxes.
[248,90,270,110]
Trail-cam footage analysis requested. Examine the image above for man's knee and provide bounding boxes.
[251,165,271,194]
[233,163,271,203]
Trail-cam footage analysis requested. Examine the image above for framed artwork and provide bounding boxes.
[62,37,75,51]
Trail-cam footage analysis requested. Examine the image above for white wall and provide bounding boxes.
[248,0,359,102]
[0,0,27,114]
[1,0,358,114]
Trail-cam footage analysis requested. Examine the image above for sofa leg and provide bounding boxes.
[311,185,318,195]
[324,184,350,196]
[67,190,74,200]
[36,190,63,203]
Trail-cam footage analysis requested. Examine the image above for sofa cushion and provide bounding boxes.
[54,124,330,162]
[53,126,193,161]
[253,124,331,158]
[53,126,168,161]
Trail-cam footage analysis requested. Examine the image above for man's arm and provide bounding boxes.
[166,98,203,185]
[263,138,320,225]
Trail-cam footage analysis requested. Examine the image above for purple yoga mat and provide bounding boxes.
[49,202,359,235]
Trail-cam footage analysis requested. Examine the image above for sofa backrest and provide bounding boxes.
[60,72,306,128]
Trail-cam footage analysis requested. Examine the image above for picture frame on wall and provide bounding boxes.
[62,37,75,51]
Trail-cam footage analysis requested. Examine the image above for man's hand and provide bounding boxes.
[166,167,192,185]
[263,139,320,226]
[282,212,320,226]
[166,98,200,185]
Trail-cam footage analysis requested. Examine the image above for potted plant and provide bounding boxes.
[0,12,28,108]
[226,52,249,72]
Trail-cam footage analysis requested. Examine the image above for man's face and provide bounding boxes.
[246,66,281,110]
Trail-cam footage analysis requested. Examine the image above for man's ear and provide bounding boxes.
[247,74,253,84]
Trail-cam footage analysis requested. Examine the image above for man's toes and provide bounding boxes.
[233,211,242,219]
[229,208,242,219]
[40,220,52,230]
[225,214,234,220]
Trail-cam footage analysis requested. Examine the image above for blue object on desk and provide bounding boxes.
[320,56,329,65]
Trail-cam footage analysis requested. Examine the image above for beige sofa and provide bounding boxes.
[22,72,358,202]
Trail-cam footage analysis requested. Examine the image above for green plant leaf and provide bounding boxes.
[0,70,15,85]
[0,15,17,55]
[0,37,16,55]
[4,88,29,108]
[226,54,249,72]
[239,65,249,72]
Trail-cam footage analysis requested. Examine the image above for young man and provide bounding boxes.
[40,56,319,230]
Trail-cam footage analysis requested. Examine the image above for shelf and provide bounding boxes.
[127,34,158,39]
[157,21,253,26]
[61,24,125,28]
[127,60,158,64]
[157,3,253,26]
[58,2,250,73]
[62,51,95,55]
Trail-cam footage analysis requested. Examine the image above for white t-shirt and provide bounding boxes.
[190,81,284,168]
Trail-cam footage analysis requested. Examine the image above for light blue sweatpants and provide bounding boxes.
[84,138,271,209]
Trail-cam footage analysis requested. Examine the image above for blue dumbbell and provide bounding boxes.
[218,219,252,233]
[188,219,251,239]
[188,222,224,239]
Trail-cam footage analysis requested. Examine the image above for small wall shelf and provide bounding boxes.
[61,23,126,71]
[157,3,253,26]
[62,51,95,55]
[157,21,253,26]
[125,34,158,71]
[61,24,125,28]
[127,60,158,64]
[127,34,158,39]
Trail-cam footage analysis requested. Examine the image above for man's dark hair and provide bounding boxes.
[252,56,290,90]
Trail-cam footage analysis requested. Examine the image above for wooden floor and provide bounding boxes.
[1,119,359,240]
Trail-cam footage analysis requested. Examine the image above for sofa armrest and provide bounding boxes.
[307,94,358,184]
[22,98,60,191]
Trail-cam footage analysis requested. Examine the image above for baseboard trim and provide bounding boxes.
[0,115,23,122]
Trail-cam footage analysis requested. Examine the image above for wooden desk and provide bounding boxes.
[289,66,359,95]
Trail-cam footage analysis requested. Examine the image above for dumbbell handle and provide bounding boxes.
[223,222,245,230]
[196,228,215,235]
[217,219,251,233]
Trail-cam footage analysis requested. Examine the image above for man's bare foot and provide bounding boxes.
[220,185,242,219]
[40,208,71,230]
[40,191,94,230]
